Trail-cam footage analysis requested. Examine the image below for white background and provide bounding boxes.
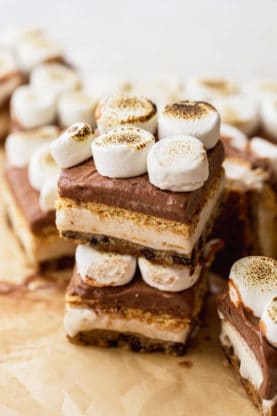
[1,0,277,80]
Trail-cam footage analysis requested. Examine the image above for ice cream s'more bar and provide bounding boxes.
[53,98,225,354]
[218,256,277,416]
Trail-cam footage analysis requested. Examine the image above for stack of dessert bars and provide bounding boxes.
[51,96,225,354]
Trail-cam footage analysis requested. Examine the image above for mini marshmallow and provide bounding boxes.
[0,49,23,106]
[76,245,136,287]
[260,97,277,140]
[31,63,81,100]
[138,257,201,292]
[28,143,60,191]
[220,123,248,151]
[249,137,277,174]
[242,79,277,102]
[95,94,157,135]
[11,85,56,129]
[57,90,97,127]
[212,95,260,136]
[39,174,59,212]
[260,297,277,347]
[16,36,63,73]
[228,256,277,318]
[51,122,96,169]
[5,126,59,167]
[0,26,43,51]
[147,135,209,192]
[92,127,155,178]
[186,77,238,101]
[158,100,220,149]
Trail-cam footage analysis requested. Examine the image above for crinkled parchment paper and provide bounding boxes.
[0,149,258,416]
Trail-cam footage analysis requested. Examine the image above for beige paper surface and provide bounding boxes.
[0,149,258,416]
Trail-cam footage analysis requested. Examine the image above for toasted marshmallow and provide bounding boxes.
[39,174,59,212]
[92,127,155,178]
[186,77,238,101]
[28,143,60,191]
[260,97,277,140]
[220,123,248,151]
[51,122,95,168]
[242,79,277,102]
[147,135,209,192]
[5,126,59,167]
[16,36,63,73]
[95,94,157,135]
[138,258,201,292]
[249,137,277,174]
[0,26,43,51]
[11,85,56,129]
[213,95,260,136]
[260,297,277,347]
[158,101,220,149]
[57,90,97,128]
[228,256,277,318]
[76,245,136,287]
[0,49,23,106]
[31,63,81,100]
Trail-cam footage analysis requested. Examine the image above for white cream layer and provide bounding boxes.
[220,318,277,413]
[57,175,224,256]
[64,305,189,343]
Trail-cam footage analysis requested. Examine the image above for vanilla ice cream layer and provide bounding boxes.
[64,305,190,343]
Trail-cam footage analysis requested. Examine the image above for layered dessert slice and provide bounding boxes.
[64,245,209,355]
[211,123,277,277]
[218,256,277,416]
[52,99,225,353]
[56,100,225,268]
[3,125,78,269]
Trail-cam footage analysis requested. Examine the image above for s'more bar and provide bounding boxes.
[218,256,277,415]
[52,97,225,353]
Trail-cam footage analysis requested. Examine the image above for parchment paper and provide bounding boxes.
[0,149,258,416]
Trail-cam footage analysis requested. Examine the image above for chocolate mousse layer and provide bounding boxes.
[67,267,207,320]
[5,164,55,233]
[218,292,277,400]
[59,140,224,224]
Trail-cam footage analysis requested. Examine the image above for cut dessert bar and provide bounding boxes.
[218,256,277,415]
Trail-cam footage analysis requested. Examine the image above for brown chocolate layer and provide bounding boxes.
[67,267,207,320]
[218,293,277,400]
[59,140,224,223]
[5,164,55,233]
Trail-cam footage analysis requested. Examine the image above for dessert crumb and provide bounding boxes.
[178,360,193,368]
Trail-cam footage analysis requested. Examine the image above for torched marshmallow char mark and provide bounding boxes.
[31,63,81,100]
[147,136,209,192]
[11,85,56,129]
[260,96,277,140]
[92,127,155,178]
[51,123,96,169]
[57,90,97,128]
[220,123,248,151]
[212,95,260,136]
[242,78,277,102]
[16,36,64,73]
[28,143,60,192]
[260,297,277,348]
[138,258,201,292]
[76,244,136,287]
[249,137,277,174]
[158,101,220,149]
[0,50,23,106]
[0,26,43,51]
[228,256,277,318]
[5,126,59,167]
[186,77,238,101]
[95,94,157,135]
